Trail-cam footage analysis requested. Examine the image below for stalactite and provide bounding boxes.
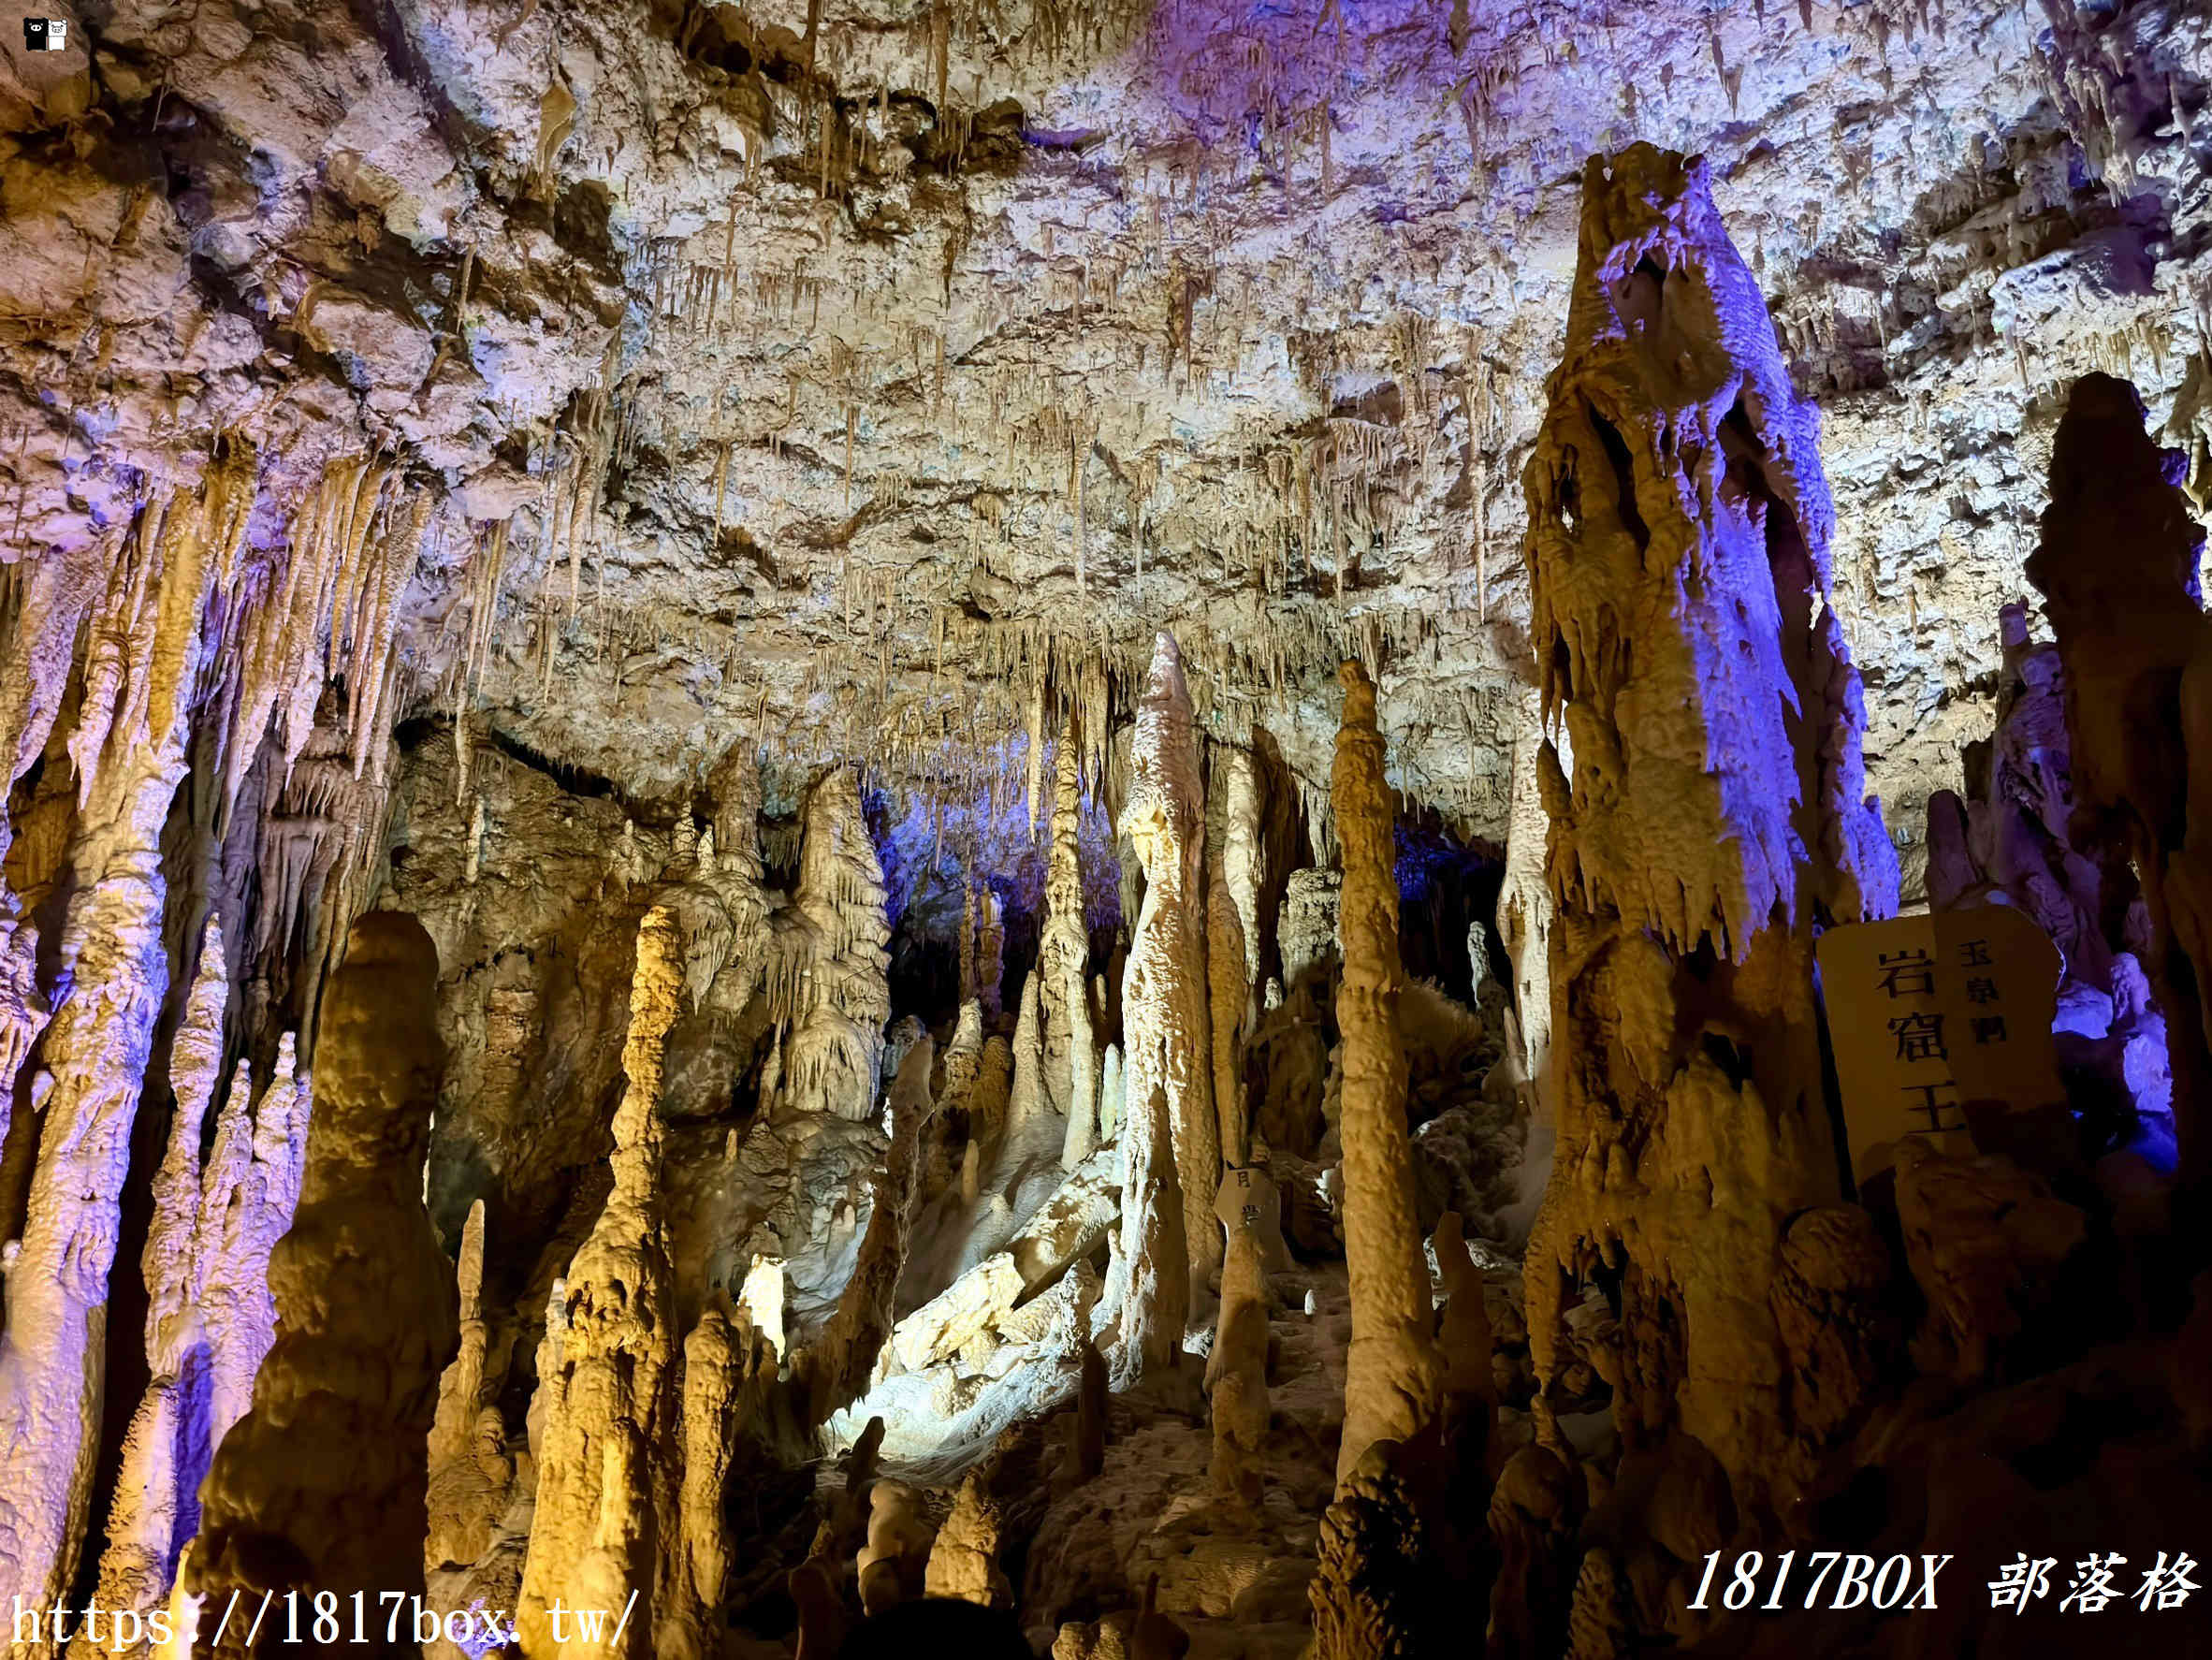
[516,906,684,1656]
[0,461,243,1614]
[1519,146,1897,1530]
[1331,661,1444,1486]
[174,914,454,1657]
[1118,632,1220,1298]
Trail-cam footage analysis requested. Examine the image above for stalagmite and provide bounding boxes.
[1518,145,1897,1522]
[1223,747,1266,997]
[1495,703,1554,1124]
[1098,1082,1189,1387]
[1206,1173,1271,1506]
[976,886,1007,1018]
[1007,972,1047,1141]
[2025,371,2212,1217]
[780,769,892,1122]
[427,1201,508,1574]
[75,921,230,1649]
[669,1302,744,1660]
[1098,1043,1125,1143]
[1330,661,1444,1486]
[198,1035,313,1449]
[175,912,457,1655]
[796,1035,935,1423]
[516,907,685,1657]
[923,1464,1008,1606]
[1278,868,1342,991]
[0,467,240,1614]
[1119,633,1220,1294]
[1207,850,1248,1168]
[1044,714,1099,1165]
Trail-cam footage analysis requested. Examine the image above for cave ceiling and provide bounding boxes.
[6,0,2208,885]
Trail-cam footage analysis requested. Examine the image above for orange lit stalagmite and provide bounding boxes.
[516,907,686,1657]
[1518,144,1897,1537]
[1328,661,1443,1487]
[175,912,457,1658]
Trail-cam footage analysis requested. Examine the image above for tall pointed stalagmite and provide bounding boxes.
[1119,632,1221,1295]
[76,920,230,1648]
[779,768,891,1122]
[1045,710,1100,1168]
[2025,371,2212,1224]
[1330,661,1444,1486]
[516,906,685,1656]
[175,912,457,1657]
[0,465,244,1614]
[1518,144,1897,1517]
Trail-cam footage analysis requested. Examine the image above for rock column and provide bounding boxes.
[0,470,240,1614]
[1331,662,1444,1485]
[1119,632,1220,1295]
[176,912,457,1656]
[1517,144,1897,1513]
[516,907,685,1657]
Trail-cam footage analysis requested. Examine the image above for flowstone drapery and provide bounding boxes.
[1517,144,1897,1519]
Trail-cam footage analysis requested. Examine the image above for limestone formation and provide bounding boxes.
[779,768,892,1123]
[1331,661,1445,1486]
[1098,1084,1189,1387]
[1206,1172,1271,1506]
[1043,713,1099,1158]
[1098,1044,1126,1144]
[516,907,685,1656]
[796,1034,936,1423]
[669,1301,744,1660]
[3,7,2211,1657]
[77,923,233,1648]
[1008,972,1048,1141]
[1278,869,1343,993]
[2025,371,2212,1212]
[0,469,241,1611]
[427,1201,510,1573]
[176,912,456,1654]
[924,1465,1010,1607]
[1119,632,1220,1296]
[1517,145,1898,1522]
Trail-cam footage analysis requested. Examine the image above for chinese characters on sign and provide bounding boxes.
[1815,907,2064,1186]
